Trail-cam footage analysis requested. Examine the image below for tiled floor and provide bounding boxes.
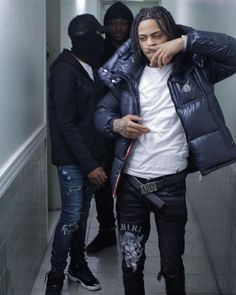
[31,199,219,294]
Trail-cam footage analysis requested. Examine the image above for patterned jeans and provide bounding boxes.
[50,165,93,272]
[117,172,187,295]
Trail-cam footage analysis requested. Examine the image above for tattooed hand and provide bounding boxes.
[87,167,107,188]
[113,115,150,138]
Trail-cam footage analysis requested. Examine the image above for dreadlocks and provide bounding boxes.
[130,6,181,64]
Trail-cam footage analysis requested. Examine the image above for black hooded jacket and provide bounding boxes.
[100,1,133,65]
[48,49,105,174]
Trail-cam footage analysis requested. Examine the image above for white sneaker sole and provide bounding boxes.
[67,273,101,291]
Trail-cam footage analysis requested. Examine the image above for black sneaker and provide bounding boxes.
[45,271,65,295]
[86,228,117,253]
[68,262,101,291]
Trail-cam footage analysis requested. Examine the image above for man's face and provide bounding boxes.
[138,19,168,62]
[108,18,130,42]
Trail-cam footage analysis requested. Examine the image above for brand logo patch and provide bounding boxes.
[183,84,191,92]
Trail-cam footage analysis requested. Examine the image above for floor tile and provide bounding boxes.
[31,198,219,294]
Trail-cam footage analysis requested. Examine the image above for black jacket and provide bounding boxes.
[48,49,104,174]
[100,1,133,66]
[95,27,236,193]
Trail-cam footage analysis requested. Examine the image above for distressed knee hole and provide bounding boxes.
[65,185,82,196]
[165,273,177,279]
[69,186,82,193]
[61,222,78,235]
[158,270,183,281]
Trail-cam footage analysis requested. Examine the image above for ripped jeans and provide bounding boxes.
[117,173,187,295]
[50,165,93,272]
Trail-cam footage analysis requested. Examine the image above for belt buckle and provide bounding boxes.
[140,181,157,195]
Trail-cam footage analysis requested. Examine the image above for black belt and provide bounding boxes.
[123,170,187,210]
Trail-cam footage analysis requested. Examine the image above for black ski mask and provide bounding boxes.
[71,30,104,68]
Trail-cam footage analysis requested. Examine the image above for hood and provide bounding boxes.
[100,2,134,65]
[50,49,78,71]
[104,2,133,27]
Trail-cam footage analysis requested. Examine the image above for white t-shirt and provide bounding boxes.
[124,64,189,179]
[79,60,94,81]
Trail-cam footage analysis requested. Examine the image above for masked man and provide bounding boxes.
[46,14,108,295]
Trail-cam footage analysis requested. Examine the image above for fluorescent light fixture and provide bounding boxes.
[76,0,86,13]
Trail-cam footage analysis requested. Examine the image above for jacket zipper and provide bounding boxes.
[112,140,134,197]
[112,73,140,197]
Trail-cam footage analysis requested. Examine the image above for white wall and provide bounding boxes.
[47,0,62,210]
[60,0,80,50]
[100,0,161,23]
[162,0,236,139]
[47,0,61,69]
[0,0,46,186]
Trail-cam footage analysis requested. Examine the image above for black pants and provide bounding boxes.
[94,180,116,229]
[94,138,116,229]
[117,172,187,295]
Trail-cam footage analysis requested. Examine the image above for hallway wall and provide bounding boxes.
[162,1,236,293]
[0,0,46,171]
[0,143,47,295]
[0,1,47,294]
[47,0,61,210]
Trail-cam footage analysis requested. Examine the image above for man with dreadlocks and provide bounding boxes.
[95,5,236,295]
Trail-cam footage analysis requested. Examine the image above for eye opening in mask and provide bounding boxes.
[73,27,110,37]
